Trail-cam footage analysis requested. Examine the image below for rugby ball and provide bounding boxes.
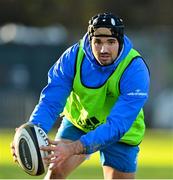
[14,123,49,176]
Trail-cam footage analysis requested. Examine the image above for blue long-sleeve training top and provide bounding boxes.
[29,33,150,154]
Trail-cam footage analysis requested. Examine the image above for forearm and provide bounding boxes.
[79,96,148,154]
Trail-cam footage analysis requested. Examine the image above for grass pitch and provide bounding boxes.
[0,128,172,179]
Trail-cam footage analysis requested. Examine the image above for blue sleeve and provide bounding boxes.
[80,57,150,154]
[29,43,79,133]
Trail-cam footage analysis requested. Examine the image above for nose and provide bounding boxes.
[100,44,108,53]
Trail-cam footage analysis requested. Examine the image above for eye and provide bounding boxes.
[94,39,101,45]
[93,39,102,46]
[108,39,116,44]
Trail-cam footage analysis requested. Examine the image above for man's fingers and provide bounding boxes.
[10,148,16,157]
[49,163,57,170]
[43,153,55,160]
[13,157,18,163]
[10,141,18,162]
[40,145,56,152]
[47,157,58,164]
[48,158,65,171]
[11,152,18,163]
[48,139,59,145]
[43,156,59,168]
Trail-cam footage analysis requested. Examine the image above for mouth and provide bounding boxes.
[99,54,110,60]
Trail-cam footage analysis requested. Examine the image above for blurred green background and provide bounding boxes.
[0,0,173,179]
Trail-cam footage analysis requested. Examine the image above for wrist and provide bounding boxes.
[70,140,86,155]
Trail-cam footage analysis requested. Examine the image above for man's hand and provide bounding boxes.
[10,128,19,163]
[40,139,85,170]
[10,141,18,163]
